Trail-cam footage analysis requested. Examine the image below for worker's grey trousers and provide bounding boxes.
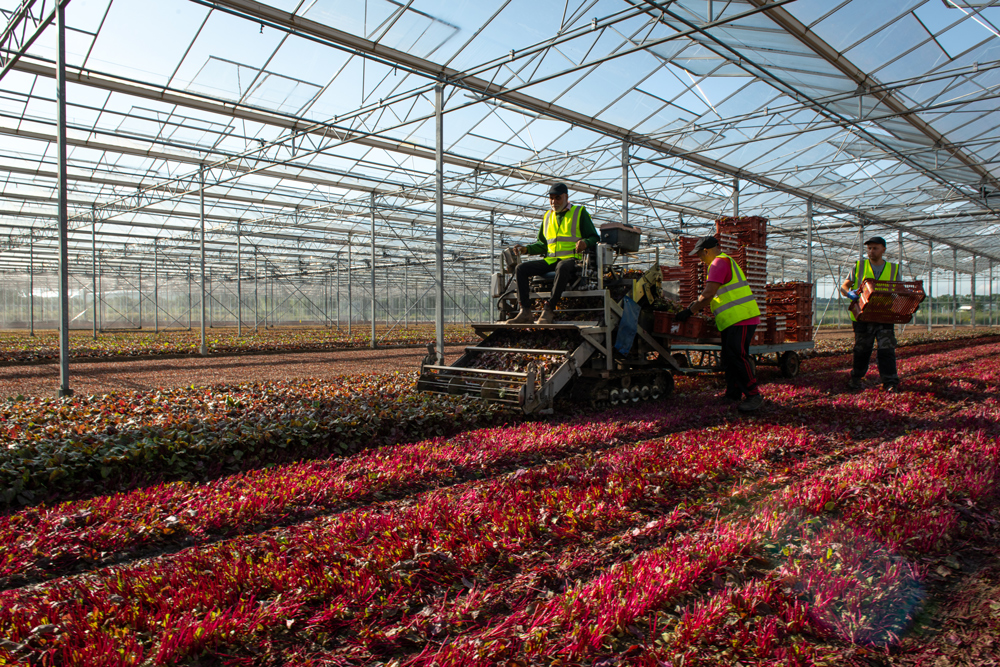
[851,321,899,386]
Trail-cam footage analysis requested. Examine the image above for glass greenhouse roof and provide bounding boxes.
[1,0,999,284]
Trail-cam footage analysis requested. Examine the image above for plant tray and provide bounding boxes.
[849,279,925,324]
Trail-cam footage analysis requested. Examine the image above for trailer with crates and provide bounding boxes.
[656,217,816,377]
[651,302,812,380]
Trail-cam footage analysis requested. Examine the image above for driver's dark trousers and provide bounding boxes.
[514,258,578,310]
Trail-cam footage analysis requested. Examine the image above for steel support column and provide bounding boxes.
[971,255,977,327]
[28,230,34,336]
[806,200,814,327]
[56,0,71,397]
[953,247,958,330]
[490,210,495,323]
[347,235,352,336]
[927,241,933,332]
[622,141,629,226]
[154,242,159,333]
[254,247,259,332]
[370,191,377,349]
[234,222,241,335]
[92,207,97,340]
[732,176,739,217]
[199,165,207,354]
[434,83,445,363]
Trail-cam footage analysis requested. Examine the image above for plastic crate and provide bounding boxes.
[783,324,813,342]
[656,314,715,339]
[683,316,709,339]
[849,279,925,324]
[660,265,687,282]
[766,301,798,315]
[767,282,813,299]
[653,311,674,334]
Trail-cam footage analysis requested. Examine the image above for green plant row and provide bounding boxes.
[0,374,507,509]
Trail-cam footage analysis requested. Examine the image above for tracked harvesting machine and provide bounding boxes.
[417,225,681,414]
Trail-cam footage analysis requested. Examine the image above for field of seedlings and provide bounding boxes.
[1,330,999,666]
[0,325,479,364]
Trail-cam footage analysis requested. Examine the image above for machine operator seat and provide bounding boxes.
[527,250,597,293]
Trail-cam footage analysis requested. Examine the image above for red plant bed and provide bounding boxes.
[1,337,1000,664]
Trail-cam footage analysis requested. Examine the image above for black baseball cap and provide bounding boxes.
[688,236,719,256]
[864,236,887,246]
[547,183,568,196]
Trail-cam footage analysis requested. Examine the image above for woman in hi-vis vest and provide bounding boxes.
[674,236,763,413]
[839,236,902,391]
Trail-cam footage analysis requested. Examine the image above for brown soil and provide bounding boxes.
[0,345,467,398]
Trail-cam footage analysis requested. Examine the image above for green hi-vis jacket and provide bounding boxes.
[525,205,599,264]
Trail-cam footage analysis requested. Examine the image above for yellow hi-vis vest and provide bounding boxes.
[543,205,583,265]
[849,259,900,321]
[711,253,761,331]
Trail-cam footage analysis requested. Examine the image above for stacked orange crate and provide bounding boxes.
[766,282,813,342]
[677,236,706,307]
[715,217,768,318]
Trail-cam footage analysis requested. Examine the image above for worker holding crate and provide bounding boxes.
[674,236,763,413]
[505,183,600,325]
[840,236,901,392]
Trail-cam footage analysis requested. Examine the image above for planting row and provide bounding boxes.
[0,374,505,509]
[0,324,479,364]
[1,319,995,366]
[0,421,827,665]
[2,340,999,664]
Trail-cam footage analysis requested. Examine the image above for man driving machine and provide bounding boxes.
[505,182,600,324]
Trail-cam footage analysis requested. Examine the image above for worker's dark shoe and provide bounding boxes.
[505,309,534,324]
[883,382,900,392]
[738,394,763,413]
[846,376,863,391]
[721,391,741,403]
[536,306,556,325]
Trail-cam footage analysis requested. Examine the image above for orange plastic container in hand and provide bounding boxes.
[849,279,925,324]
